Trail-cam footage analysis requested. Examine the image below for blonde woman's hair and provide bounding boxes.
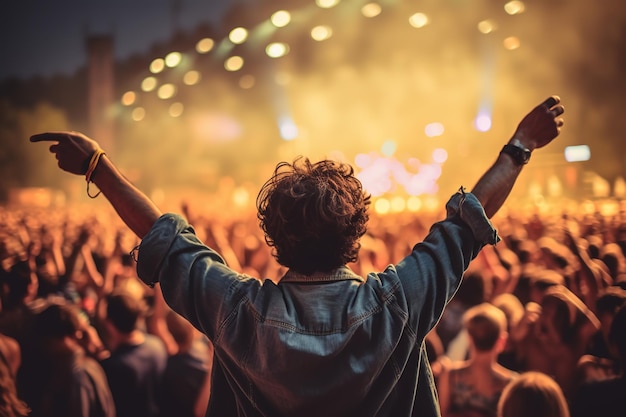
[497,372,570,417]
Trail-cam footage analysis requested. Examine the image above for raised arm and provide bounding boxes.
[472,96,565,218]
[30,132,161,238]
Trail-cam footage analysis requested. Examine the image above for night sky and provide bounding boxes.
[0,0,232,80]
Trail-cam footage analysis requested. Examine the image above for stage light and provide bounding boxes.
[121,91,136,106]
[150,58,165,73]
[362,3,382,18]
[196,38,214,54]
[409,13,429,29]
[141,76,158,92]
[504,1,525,15]
[432,148,448,164]
[229,27,248,44]
[131,107,145,121]
[564,145,591,162]
[271,10,291,28]
[475,113,492,132]
[311,25,333,41]
[477,20,496,34]
[316,0,340,9]
[503,36,521,50]
[169,102,184,117]
[183,70,201,86]
[425,122,444,137]
[225,56,244,71]
[165,52,182,68]
[266,42,290,58]
[157,83,176,99]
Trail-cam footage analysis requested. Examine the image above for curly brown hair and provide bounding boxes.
[256,157,370,275]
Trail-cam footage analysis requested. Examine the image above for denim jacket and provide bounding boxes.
[137,190,499,417]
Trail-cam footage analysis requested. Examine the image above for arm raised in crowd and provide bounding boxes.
[30,132,161,239]
[472,96,565,218]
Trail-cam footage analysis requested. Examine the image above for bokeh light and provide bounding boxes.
[157,83,176,99]
[149,58,165,74]
[141,76,157,92]
[503,36,521,50]
[165,52,182,68]
[311,25,333,41]
[225,56,244,71]
[266,43,290,58]
[183,70,201,86]
[121,91,136,106]
[316,0,340,9]
[409,13,429,29]
[131,107,145,121]
[362,3,382,18]
[504,1,526,15]
[271,10,291,28]
[169,102,184,117]
[196,38,214,53]
[229,27,248,44]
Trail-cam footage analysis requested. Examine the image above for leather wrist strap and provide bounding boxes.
[500,143,531,166]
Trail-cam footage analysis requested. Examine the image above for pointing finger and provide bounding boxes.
[30,132,69,143]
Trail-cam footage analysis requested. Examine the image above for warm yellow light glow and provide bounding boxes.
[232,187,250,207]
[131,107,145,121]
[477,20,496,34]
[196,38,214,53]
[407,196,422,212]
[390,196,406,213]
[157,83,176,99]
[183,70,201,85]
[121,91,136,106]
[169,102,184,117]
[503,36,521,50]
[266,42,289,58]
[374,198,391,215]
[362,3,382,18]
[239,75,255,89]
[150,58,165,74]
[225,56,244,71]
[316,0,340,9]
[229,27,248,44]
[141,76,157,92]
[311,25,333,41]
[409,13,429,28]
[165,52,182,68]
[271,10,291,27]
[424,196,439,212]
[504,1,525,15]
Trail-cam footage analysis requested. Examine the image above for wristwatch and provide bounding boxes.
[500,142,531,165]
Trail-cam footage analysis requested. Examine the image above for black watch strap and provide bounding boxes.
[500,143,531,165]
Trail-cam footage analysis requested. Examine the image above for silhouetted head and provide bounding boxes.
[105,290,147,334]
[497,371,570,417]
[256,157,370,275]
[463,302,507,352]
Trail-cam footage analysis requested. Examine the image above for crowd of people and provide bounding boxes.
[1,194,625,416]
[1,97,624,416]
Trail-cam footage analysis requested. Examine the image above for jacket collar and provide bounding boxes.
[279,266,365,284]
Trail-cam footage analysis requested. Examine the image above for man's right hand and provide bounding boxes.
[30,131,102,175]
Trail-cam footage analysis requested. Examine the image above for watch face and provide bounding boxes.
[521,148,531,163]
